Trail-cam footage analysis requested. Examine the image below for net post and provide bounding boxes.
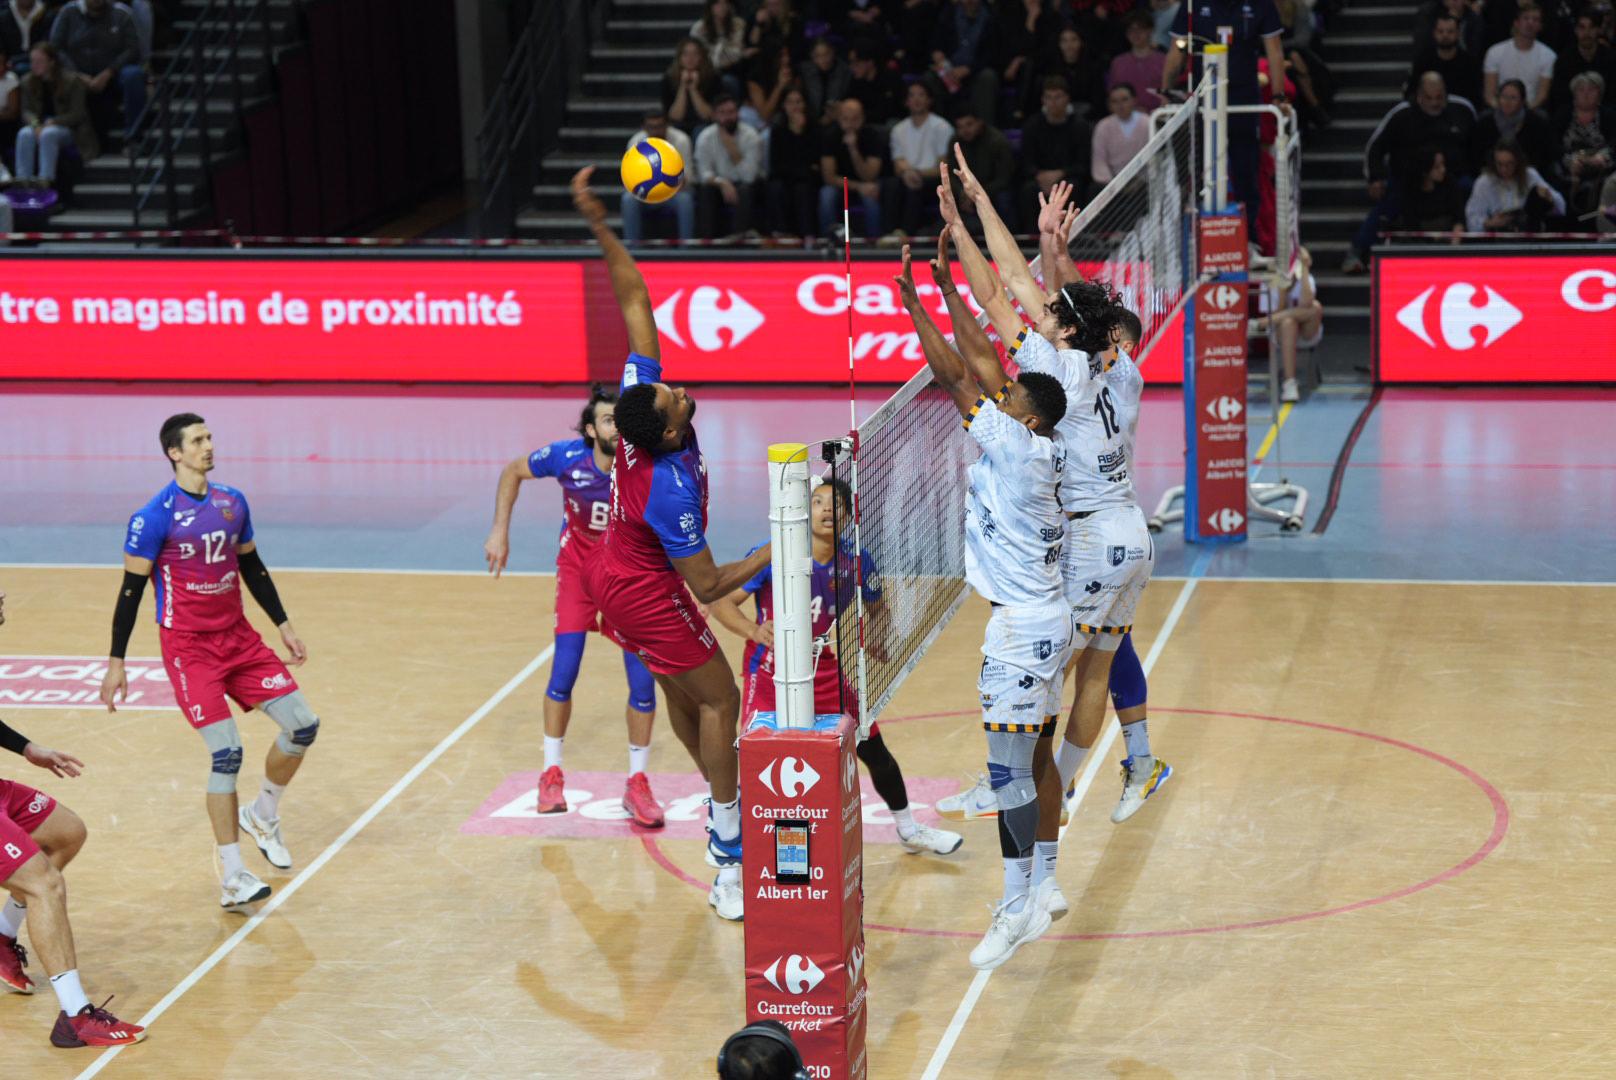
[767,442,816,729]
[1201,44,1228,213]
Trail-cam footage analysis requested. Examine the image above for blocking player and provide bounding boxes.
[706,478,964,857]
[1,590,145,1047]
[571,167,773,921]
[898,245,1071,970]
[484,386,665,828]
[99,414,325,909]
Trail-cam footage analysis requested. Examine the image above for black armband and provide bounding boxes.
[238,549,289,626]
[0,718,30,756]
[110,570,148,660]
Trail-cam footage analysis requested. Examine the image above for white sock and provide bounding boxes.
[627,743,650,777]
[219,842,245,879]
[543,736,564,771]
[712,796,741,841]
[0,896,25,939]
[717,864,741,885]
[251,778,285,821]
[1055,740,1089,790]
[50,969,90,1015]
[892,806,917,838]
[1001,857,1033,912]
[1031,840,1060,886]
[1120,720,1153,768]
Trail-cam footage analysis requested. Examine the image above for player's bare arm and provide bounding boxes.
[671,544,773,607]
[953,143,1048,317]
[896,245,977,418]
[100,552,154,711]
[708,586,775,649]
[235,539,305,666]
[940,164,1027,346]
[930,231,1011,398]
[485,456,535,578]
[572,165,659,360]
[1038,185,1084,293]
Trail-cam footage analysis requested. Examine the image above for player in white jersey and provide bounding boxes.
[897,243,1072,971]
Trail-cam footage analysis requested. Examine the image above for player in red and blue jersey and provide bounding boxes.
[99,414,324,911]
[483,386,664,828]
[708,479,963,857]
[571,167,772,921]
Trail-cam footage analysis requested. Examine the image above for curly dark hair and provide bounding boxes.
[1016,371,1069,435]
[615,383,668,452]
[1050,281,1123,354]
[576,384,618,448]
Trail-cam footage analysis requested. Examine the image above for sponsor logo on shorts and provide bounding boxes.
[1109,545,1126,567]
[1034,640,1054,660]
[27,792,50,816]
[1085,581,1103,595]
[261,672,293,691]
[1017,674,1037,690]
[764,954,825,995]
[758,756,821,799]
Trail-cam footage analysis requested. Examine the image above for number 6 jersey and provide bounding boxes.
[124,481,255,632]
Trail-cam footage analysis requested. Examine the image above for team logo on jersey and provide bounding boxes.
[222,507,234,521]
[763,954,825,995]
[758,756,821,799]
[1109,546,1126,567]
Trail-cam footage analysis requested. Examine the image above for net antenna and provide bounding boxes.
[767,443,816,729]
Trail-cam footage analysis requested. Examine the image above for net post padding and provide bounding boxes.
[767,442,816,729]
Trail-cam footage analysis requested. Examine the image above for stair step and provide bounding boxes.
[1329,60,1412,74]
[592,46,680,62]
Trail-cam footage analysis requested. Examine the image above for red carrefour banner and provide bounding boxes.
[1376,251,1616,383]
[1187,280,1249,540]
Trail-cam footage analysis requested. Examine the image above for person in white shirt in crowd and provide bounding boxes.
[693,93,763,239]
[1465,135,1565,231]
[620,109,697,247]
[1483,2,1556,110]
[1253,245,1323,403]
[882,79,953,244]
[1091,82,1151,188]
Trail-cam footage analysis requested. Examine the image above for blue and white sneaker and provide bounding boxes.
[1111,756,1173,823]
[707,826,744,921]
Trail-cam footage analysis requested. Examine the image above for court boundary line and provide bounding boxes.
[72,644,556,1080]
[0,562,555,577]
[918,549,1212,1080]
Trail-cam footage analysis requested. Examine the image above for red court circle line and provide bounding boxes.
[639,707,1512,941]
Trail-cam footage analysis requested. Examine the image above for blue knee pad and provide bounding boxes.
[623,650,657,713]
[1109,631,1148,712]
[546,632,587,704]
[200,718,243,794]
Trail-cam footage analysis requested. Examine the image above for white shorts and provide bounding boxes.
[1061,504,1154,650]
[978,601,1074,733]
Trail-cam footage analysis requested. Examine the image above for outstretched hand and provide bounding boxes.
[894,244,919,309]
[1037,181,1074,234]
[570,166,606,226]
[928,231,955,293]
[937,162,961,227]
[951,143,986,204]
[1055,204,1080,249]
[24,743,84,779]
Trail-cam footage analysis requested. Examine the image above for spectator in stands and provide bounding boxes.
[691,0,749,96]
[1466,135,1565,228]
[1345,71,1476,271]
[620,109,696,247]
[694,94,763,238]
[828,0,894,44]
[1484,2,1556,108]
[767,85,822,240]
[1278,0,1317,49]
[845,38,905,126]
[1597,170,1616,230]
[746,46,796,129]
[1473,76,1554,167]
[1253,245,1322,402]
[1000,0,1067,122]
[1396,145,1469,236]
[1109,12,1166,113]
[1030,25,1108,121]
[1091,82,1151,188]
[820,97,886,239]
[1551,69,1616,217]
[13,41,94,188]
[1020,75,1092,222]
[1066,0,1129,60]
[896,0,944,74]
[947,107,1017,229]
[799,36,850,126]
[749,0,803,64]
[1,60,19,176]
[1414,0,1484,58]
[2,0,56,70]
[1550,10,1616,112]
[884,79,954,241]
[926,0,1002,123]
[665,38,721,135]
[50,0,141,139]
[1412,12,1485,106]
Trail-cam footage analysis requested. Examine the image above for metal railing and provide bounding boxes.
[127,0,275,228]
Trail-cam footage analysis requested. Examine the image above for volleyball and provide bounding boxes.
[621,137,685,205]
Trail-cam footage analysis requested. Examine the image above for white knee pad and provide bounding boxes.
[262,691,320,757]
[200,718,244,794]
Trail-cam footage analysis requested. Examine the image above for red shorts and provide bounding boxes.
[0,778,57,884]
[554,533,602,636]
[583,562,717,676]
[159,618,298,729]
[743,657,876,737]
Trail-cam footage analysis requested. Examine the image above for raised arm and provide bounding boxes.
[952,142,1048,316]
[941,164,1028,346]
[896,245,977,418]
[929,231,1010,399]
[1037,184,1084,294]
[572,166,660,360]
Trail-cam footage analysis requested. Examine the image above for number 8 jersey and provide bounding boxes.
[124,481,255,632]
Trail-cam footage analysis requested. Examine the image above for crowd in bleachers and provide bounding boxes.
[1346,0,1616,265]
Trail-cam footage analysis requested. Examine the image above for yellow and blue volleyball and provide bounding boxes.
[621,137,685,204]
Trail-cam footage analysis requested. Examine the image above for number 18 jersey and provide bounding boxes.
[124,481,254,632]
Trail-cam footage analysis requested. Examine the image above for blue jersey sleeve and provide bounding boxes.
[621,352,662,394]
[643,462,708,560]
[236,492,255,545]
[123,502,168,560]
[740,543,771,595]
[528,438,581,479]
[860,549,883,603]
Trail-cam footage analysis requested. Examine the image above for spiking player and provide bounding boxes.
[1,590,145,1048]
[898,244,1072,970]
[571,167,772,921]
[99,414,325,909]
[707,478,964,857]
[484,386,665,828]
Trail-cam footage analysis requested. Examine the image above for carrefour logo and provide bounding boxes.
[1396,283,1522,350]
[1205,395,1242,421]
[653,287,765,351]
[1206,508,1245,533]
[763,954,825,995]
[758,756,821,799]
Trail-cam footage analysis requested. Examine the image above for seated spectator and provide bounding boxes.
[1109,12,1167,113]
[845,38,905,127]
[1020,76,1092,222]
[766,86,821,239]
[884,80,954,240]
[1091,82,1151,188]
[896,0,943,75]
[1028,26,1109,121]
[50,0,142,139]
[1,0,56,70]
[1066,0,1128,61]
[1397,145,1469,235]
[1483,3,1556,109]
[1283,47,1336,131]
[1000,0,1068,121]
[664,38,721,135]
[820,97,886,239]
[925,0,1003,123]
[1411,12,1484,107]
[746,46,797,130]
[947,107,1018,231]
[694,94,763,238]
[691,0,749,96]
[828,0,895,44]
[1550,10,1616,113]
[1466,136,1565,229]
[748,0,803,64]
[1345,71,1476,271]
[1596,170,1616,231]
[1473,77,1554,169]
[14,41,95,189]
[1413,0,1484,57]
[620,109,696,247]
[1252,245,1322,402]
[1551,70,1616,218]
[799,37,850,127]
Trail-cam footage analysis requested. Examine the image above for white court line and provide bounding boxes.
[920,560,1208,1080]
[73,644,555,1080]
[0,562,555,577]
